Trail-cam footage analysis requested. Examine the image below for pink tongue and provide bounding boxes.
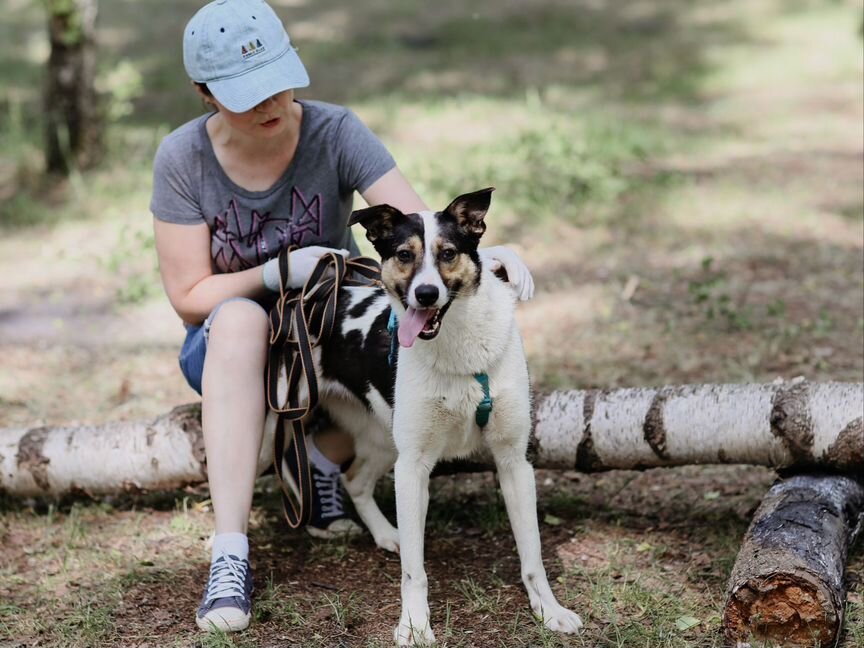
[398,307,435,348]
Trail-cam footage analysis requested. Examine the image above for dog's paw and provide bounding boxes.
[306,517,363,540]
[394,618,436,646]
[541,605,583,634]
[374,529,400,554]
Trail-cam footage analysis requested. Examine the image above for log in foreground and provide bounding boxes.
[722,473,864,647]
[0,380,861,496]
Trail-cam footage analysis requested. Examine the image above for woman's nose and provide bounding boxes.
[254,95,277,111]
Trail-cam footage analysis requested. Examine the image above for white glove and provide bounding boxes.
[262,246,349,291]
[478,245,535,301]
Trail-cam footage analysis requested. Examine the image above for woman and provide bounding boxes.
[150,0,534,632]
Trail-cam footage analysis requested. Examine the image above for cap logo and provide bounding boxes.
[241,38,266,60]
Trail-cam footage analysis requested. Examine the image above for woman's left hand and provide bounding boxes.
[478,246,535,301]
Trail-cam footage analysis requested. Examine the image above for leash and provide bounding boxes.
[266,246,381,528]
[387,312,494,428]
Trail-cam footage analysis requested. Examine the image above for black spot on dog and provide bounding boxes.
[320,288,395,408]
[348,292,380,319]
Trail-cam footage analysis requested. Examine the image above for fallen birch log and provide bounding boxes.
[1,403,208,497]
[0,380,861,496]
[722,473,864,647]
[531,380,862,471]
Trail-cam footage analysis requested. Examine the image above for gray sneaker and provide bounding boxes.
[196,552,254,632]
[281,441,362,538]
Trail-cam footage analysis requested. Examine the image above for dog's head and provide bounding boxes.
[349,188,493,348]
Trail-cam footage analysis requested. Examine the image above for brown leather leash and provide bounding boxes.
[266,246,382,528]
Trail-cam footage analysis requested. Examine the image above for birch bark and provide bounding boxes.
[531,380,863,471]
[1,381,861,496]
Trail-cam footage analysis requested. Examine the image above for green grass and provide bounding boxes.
[843,597,864,648]
[196,630,261,648]
[322,591,365,630]
[254,575,307,626]
[456,577,503,614]
[563,555,726,648]
[391,106,685,234]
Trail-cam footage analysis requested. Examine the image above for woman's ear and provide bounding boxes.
[192,81,216,109]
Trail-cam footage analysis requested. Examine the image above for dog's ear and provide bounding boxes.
[445,187,494,238]
[349,204,403,243]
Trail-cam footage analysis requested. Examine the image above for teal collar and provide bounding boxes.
[388,310,494,427]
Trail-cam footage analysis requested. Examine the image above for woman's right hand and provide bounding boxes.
[262,246,350,291]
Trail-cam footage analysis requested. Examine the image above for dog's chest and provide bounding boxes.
[394,363,494,458]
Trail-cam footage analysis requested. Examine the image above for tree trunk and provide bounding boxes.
[722,473,864,647]
[44,0,102,175]
[532,380,863,472]
[0,381,861,497]
[0,404,207,497]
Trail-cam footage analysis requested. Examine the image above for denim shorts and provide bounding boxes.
[178,297,268,395]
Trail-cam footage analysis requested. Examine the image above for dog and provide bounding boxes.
[264,188,583,645]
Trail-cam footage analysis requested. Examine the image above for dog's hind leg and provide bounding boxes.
[343,451,399,553]
[490,443,583,634]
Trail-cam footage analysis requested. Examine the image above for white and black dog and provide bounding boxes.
[266,188,582,644]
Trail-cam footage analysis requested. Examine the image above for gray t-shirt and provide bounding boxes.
[150,100,395,273]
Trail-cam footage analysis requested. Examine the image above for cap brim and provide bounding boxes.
[207,48,310,113]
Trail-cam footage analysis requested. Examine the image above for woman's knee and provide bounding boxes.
[206,298,269,356]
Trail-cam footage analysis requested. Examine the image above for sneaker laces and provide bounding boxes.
[204,550,248,604]
[314,468,344,518]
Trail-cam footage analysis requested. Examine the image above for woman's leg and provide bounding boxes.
[201,299,270,534]
[195,299,268,633]
[313,427,356,465]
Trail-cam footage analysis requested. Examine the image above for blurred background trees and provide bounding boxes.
[44,0,102,176]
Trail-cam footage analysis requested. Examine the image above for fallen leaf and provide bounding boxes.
[675,616,701,631]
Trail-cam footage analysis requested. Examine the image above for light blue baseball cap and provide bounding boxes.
[183,0,310,113]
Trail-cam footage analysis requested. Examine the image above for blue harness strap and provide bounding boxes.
[474,373,493,428]
[387,311,493,427]
[387,309,399,367]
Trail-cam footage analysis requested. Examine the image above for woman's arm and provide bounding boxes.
[153,218,269,325]
[360,167,428,213]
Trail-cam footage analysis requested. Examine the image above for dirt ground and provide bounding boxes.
[1,0,863,647]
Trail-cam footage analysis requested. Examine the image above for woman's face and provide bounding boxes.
[208,89,297,138]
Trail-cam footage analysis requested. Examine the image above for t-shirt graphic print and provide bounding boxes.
[150,100,395,274]
[210,187,323,273]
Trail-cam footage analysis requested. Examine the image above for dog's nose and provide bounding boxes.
[414,284,439,307]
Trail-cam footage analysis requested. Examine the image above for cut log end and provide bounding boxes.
[724,575,837,646]
[722,474,863,647]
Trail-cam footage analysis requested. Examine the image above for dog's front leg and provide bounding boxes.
[343,453,399,553]
[393,454,436,646]
[492,447,583,634]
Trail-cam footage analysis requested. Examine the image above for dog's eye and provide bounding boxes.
[396,249,414,263]
[439,249,457,263]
